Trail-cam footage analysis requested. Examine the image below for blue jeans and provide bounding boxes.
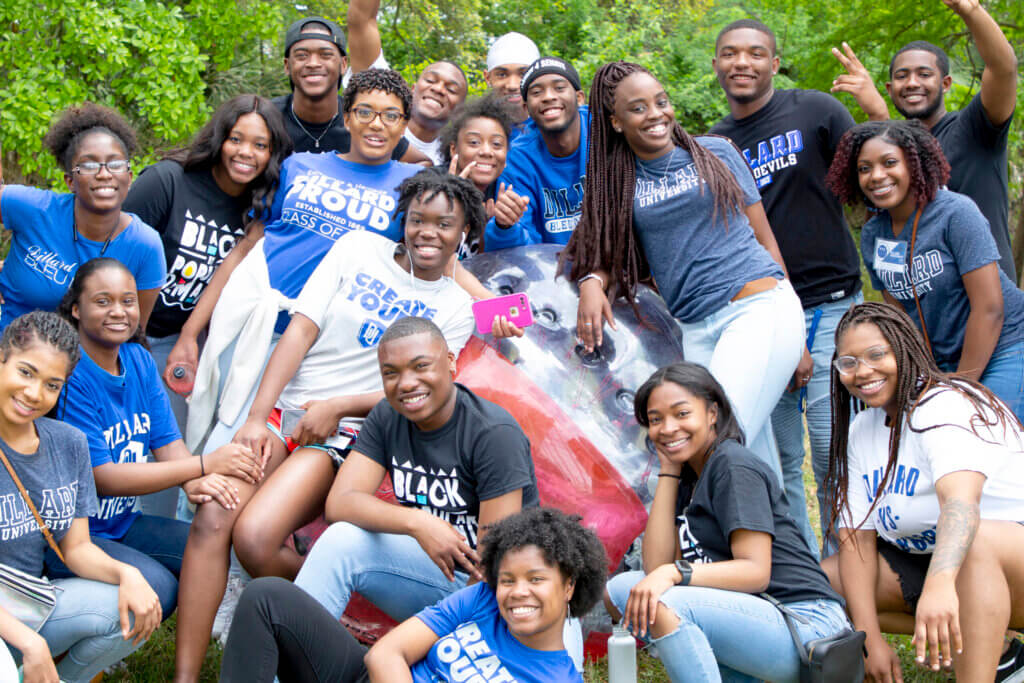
[44,515,188,619]
[293,521,469,622]
[772,292,862,557]
[679,280,805,484]
[19,578,144,682]
[607,571,850,682]
[979,341,1024,424]
[202,335,280,457]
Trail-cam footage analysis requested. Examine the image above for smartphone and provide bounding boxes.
[279,410,356,449]
[472,292,534,335]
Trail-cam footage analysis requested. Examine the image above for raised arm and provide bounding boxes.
[945,0,1018,126]
[347,0,383,74]
[831,42,891,121]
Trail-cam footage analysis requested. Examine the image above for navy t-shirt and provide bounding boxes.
[355,385,539,549]
[674,439,841,604]
[632,136,783,323]
[861,188,1024,368]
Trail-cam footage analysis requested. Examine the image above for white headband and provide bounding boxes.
[486,32,540,71]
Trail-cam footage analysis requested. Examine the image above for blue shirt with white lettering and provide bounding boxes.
[58,343,180,539]
[413,581,582,682]
[260,152,420,303]
[0,185,166,331]
[861,188,1024,368]
[484,107,590,250]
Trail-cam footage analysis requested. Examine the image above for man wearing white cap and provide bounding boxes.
[484,32,541,131]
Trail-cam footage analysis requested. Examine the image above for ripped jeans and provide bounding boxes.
[607,571,849,682]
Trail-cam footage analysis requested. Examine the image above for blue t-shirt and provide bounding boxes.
[484,107,590,250]
[58,343,181,539]
[260,152,420,301]
[861,189,1024,369]
[412,581,582,683]
[632,136,783,323]
[0,186,166,330]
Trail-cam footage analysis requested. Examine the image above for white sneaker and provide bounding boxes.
[211,574,247,641]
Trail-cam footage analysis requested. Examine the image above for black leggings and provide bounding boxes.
[219,577,371,683]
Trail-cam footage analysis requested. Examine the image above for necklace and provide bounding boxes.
[290,102,339,150]
[636,147,679,184]
[72,212,119,256]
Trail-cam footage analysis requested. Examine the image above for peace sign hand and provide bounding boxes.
[831,42,890,120]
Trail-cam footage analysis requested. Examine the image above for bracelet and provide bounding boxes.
[577,273,605,289]
[199,453,205,477]
[658,473,681,479]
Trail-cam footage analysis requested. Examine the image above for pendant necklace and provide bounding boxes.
[291,102,338,150]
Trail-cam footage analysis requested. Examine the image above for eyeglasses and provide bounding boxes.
[350,106,407,126]
[833,346,892,375]
[72,160,131,175]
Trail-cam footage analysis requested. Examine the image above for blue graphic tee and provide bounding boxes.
[58,343,180,539]
[412,581,582,682]
[260,153,420,300]
[484,107,590,250]
[0,186,166,330]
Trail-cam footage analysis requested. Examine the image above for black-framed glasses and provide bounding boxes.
[350,106,406,126]
[72,160,131,175]
[833,346,892,375]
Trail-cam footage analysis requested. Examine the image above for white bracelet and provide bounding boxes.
[577,273,605,289]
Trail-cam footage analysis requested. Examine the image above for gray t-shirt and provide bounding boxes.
[633,135,784,323]
[861,188,1024,368]
[0,418,97,577]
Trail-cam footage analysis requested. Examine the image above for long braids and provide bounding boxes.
[561,61,746,306]
[825,302,1015,536]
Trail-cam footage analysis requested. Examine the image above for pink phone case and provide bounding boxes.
[472,293,534,334]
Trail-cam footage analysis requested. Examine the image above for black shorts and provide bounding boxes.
[877,540,930,610]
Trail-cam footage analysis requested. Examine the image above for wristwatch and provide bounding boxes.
[674,559,693,586]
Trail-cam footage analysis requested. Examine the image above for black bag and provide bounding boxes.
[762,593,866,683]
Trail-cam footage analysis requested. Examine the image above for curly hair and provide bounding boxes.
[559,62,745,310]
[395,166,487,247]
[0,311,80,376]
[43,103,138,172]
[163,95,293,221]
[825,119,950,210]
[342,68,413,118]
[438,93,514,168]
[57,258,147,348]
[825,302,1016,536]
[481,507,608,617]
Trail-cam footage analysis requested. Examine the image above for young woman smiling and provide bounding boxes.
[55,258,262,682]
[821,302,1024,682]
[0,311,161,682]
[228,169,480,581]
[220,507,606,682]
[605,362,848,682]
[123,96,291,438]
[0,104,165,332]
[826,119,1024,421]
[563,62,805,491]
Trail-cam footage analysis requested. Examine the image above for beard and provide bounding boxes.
[894,92,943,122]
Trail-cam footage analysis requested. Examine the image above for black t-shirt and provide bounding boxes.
[711,90,862,309]
[356,384,539,549]
[273,93,410,160]
[931,93,1015,281]
[674,439,842,605]
[124,160,248,338]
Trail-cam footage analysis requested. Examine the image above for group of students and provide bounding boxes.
[0,0,1022,681]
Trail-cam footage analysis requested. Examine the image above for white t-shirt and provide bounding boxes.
[278,230,473,414]
[404,129,444,166]
[842,382,1024,554]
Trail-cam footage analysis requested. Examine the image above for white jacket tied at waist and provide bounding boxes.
[185,238,296,450]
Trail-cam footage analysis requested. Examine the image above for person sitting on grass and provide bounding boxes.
[822,302,1024,682]
[220,506,607,682]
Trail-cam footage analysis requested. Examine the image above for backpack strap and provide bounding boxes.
[0,447,65,564]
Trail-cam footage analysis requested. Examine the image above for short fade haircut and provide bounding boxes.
[890,40,949,78]
[342,68,414,118]
[715,18,776,55]
[379,316,447,348]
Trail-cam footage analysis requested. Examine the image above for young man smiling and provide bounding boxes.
[710,19,861,556]
[293,316,539,627]
[484,32,541,137]
[484,56,589,250]
[832,0,1018,280]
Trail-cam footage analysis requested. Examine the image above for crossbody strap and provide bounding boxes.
[0,448,65,564]
[761,592,810,665]
[906,211,933,359]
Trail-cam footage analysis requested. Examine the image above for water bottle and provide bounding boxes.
[608,623,637,683]
[166,363,196,397]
